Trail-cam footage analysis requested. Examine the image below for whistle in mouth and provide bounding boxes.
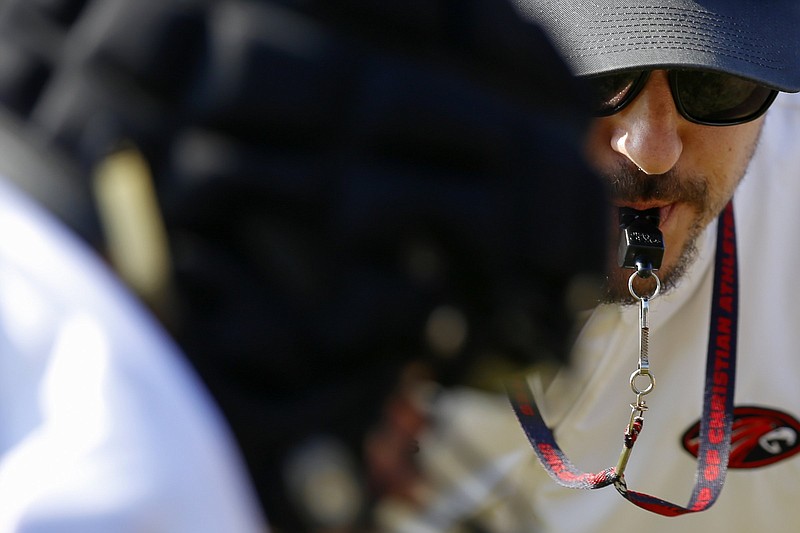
[618,207,664,276]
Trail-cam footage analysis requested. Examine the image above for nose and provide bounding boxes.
[610,71,683,175]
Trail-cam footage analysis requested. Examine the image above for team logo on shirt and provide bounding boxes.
[681,406,800,468]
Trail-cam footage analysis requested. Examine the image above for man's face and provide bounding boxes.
[584,70,765,303]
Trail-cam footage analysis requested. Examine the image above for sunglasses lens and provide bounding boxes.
[674,71,776,124]
[588,71,644,115]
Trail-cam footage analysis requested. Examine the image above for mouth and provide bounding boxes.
[614,202,676,230]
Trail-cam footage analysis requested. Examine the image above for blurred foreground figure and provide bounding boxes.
[0,0,608,530]
[0,135,265,529]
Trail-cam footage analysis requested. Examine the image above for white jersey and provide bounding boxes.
[383,91,800,533]
[0,178,266,532]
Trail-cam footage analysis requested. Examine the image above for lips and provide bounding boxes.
[615,202,676,229]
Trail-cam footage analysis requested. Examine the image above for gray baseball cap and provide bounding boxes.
[513,0,800,92]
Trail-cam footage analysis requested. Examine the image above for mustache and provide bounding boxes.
[604,163,708,206]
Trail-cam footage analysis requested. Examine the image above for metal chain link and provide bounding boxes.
[614,270,662,482]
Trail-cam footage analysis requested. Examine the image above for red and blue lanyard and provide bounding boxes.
[508,202,738,516]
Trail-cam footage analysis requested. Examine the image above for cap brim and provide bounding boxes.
[514,0,800,92]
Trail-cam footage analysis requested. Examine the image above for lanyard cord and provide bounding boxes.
[507,202,738,516]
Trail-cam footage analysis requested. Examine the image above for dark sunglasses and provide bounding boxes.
[587,69,778,126]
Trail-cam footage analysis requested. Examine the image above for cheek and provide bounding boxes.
[684,122,762,200]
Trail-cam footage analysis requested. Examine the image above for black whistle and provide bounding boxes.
[618,207,664,277]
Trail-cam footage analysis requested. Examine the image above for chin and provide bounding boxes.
[600,234,699,305]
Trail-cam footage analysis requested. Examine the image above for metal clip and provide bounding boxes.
[615,402,647,478]
[638,297,650,375]
[615,269,662,482]
[628,270,660,383]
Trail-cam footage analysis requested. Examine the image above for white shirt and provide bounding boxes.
[0,178,266,532]
[382,91,800,533]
